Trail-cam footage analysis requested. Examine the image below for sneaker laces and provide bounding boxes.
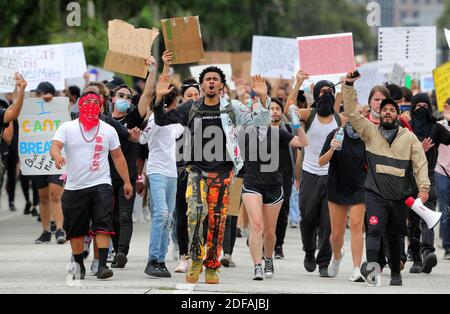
[264,258,274,273]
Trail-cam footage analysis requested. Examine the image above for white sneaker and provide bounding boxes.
[90,260,99,276]
[361,262,382,287]
[349,267,365,283]
[328,249,345,278]
[174,256,191,273]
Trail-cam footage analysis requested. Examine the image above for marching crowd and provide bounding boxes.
[1,49,450,288]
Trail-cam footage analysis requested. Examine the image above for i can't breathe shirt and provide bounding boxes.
[53,119,121,191]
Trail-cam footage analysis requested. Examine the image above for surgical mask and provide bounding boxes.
[115,99,131,113]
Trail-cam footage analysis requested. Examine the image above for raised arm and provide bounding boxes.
[137,57,158,118]
[4,74,27,124]
[285,70,309,116]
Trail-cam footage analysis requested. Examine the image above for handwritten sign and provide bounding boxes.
[251,36,298,79]
[354,61,387,105]
[104,20,159,78]
[378,27,436,73]
[387,63,405,86]
[433,62,450,112]
[298,33,355,77]
[0,53,19,93]
[62,42,87,79]
[19,97,70,175]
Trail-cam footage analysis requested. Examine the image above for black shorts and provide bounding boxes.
[62,184,114,240]
[365,190,409,236]
[242,184,284,206]
[32,175,64,190]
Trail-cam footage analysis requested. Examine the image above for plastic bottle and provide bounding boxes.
[334,128,345,151]
[289,105,301,129]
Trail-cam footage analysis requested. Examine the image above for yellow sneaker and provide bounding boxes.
[205,268,219,285]
[186,261,203,283]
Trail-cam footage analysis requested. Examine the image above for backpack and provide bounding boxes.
[304,109,342,133]
[188,98,236,127]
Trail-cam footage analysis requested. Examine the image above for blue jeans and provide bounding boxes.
[148,174,178,262]
[289,184,301,224]
[436,173,450,250]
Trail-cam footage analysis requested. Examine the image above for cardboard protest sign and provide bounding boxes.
[0,53,19,93]
[298,33,355,77]
[445,29,450,49]
[62,42,87,79]
[0,44,65,91]
[251,36,298,79]
[104,20,159,78]
[190,64,235,90]
[378,27,436,73]
[18,97,71,175]
[433,62,450,112]
[387,63,405,86]
[161,16,204,64]
[355,61,387,105]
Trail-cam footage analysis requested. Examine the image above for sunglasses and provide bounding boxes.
[116,93,132,100]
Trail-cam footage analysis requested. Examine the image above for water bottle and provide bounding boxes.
[334,128,345,151]
[289,105,301,129]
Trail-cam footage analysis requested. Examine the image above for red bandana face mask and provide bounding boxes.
[78,94,102,131]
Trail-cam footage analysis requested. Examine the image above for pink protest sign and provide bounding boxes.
[298,33,355,77]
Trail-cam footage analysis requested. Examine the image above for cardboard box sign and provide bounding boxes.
[104,19,159,78]
[161,16,205,65]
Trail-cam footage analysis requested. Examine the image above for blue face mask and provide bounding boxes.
[115,99,131,113]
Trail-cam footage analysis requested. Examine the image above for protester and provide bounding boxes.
[284,71,345,277]
[154,67,271,284]
[319,119,367,282]
[343,72,430,287]
[51,91,133,280]
[243,99,308,280]
[408,93,450,274]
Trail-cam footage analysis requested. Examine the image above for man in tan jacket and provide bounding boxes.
[343,73,430,287]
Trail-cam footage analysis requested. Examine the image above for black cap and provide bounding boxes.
[380,98,400,114]
[106,76,126,91]
[385,84,403,102]
[32,82,56,96]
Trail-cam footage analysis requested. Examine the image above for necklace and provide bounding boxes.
[79,121,100,143]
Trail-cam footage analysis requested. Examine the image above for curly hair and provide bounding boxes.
[199,66,226,86]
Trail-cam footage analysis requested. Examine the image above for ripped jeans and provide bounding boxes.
[148,174,178,262]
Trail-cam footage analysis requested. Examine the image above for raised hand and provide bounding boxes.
[156,74,174,98]
[233,77,247,97]
[15,73,27,94]
[296,70,310,85]
[251,75,268,98]
[162,51,174,65]
[145,56,157,70]
[345,70,362,84]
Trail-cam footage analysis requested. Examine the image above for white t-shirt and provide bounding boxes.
[53,120,121,190]
[139,114,184,178]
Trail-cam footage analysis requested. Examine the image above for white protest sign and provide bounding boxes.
[300,75,343,95]
[388,63,405,86]
[445,29,450,49]
[87,65,115,82]
[18,97,70,176]
[378,27,436,73]
[190,64,236,90]
[354,61,386,105]
[62,42,87,79]
[0,53,19,93]
[251,36,298,80]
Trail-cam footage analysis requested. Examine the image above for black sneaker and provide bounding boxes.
[35,231,52,244]
[304,254,317,273]
[145,260,163,278]
[37,215,41,222]
[31,208,39,217]
[55,229,66,245]
[274,247,284,260]
[159,262,172,278]
[71,264,86,281]
[264,257,274,279]
[390,274,403,286]
[50,222,57,234]
[111,252,128,269]
[24,203,31,215]
[97,266,113,280]
[409,259,422,274]
[421,253,438,274]
[9,203,16,212]
[319,267,330,278]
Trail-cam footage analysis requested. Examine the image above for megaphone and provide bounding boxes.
[405,197,442,230]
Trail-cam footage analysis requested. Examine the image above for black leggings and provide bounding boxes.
[176,173,189,257]
[20,174,39,206]
[223,215,238,256]
[6,154,18,204]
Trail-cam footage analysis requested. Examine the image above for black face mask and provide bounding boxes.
[316,92,335,117]
[411,107,432,140]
